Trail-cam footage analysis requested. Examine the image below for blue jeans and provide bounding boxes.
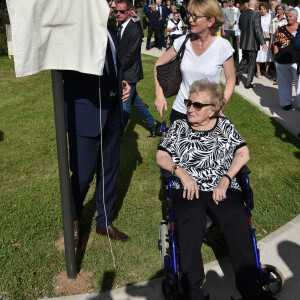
[122,83,155,132]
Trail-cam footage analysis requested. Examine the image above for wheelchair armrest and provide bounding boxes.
[235,165,254,210]
[238,165,251,175]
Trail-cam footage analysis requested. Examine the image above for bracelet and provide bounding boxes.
[171,164,180,176]
[223,174,232,186]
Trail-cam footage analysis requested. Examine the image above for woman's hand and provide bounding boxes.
[155,94,167,117]
[175,168,199,200]
[213,145,249,205]
[212,176,230,205]
[154,47,177,117]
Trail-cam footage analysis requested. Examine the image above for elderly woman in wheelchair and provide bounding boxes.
[156,79,277,300]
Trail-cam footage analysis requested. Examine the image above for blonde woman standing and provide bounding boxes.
[154,0,235,123]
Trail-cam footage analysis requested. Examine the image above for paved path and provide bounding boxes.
[46,42,300,300]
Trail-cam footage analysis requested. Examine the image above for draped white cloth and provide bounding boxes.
[6,0,109,77]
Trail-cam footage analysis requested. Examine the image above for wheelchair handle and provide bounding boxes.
[168,177,173,195]
[162,121,166,137]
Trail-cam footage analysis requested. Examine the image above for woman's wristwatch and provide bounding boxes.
[171,164,181,176]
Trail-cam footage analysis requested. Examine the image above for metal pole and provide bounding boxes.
[51,70,77,279]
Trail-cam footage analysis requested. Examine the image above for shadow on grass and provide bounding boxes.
[270,117,300,160]
[0,130,3,142]
[113,109,144,221]
[75,190,96,272]
[88,270,115,300]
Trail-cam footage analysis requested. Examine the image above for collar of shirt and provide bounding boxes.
[120,17,131,39]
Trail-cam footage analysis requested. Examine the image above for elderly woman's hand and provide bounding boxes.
[212,176,230,205]
[175,168,199,200]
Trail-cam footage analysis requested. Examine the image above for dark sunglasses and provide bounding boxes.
[184,99,215,111]
[115,9,128,14]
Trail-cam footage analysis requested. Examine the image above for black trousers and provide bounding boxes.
[236,50,258,86]
[147,26,162,49]
[224,30,238,62]
[158,22,166,47]
[173,188,265,300]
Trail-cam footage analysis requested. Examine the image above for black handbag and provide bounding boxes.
[156,34,190,98]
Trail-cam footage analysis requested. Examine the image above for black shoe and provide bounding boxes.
[283,104,292,111]
[148,120,162,137]
[245,84,254,89]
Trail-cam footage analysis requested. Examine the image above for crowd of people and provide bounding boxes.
[226,0,300,111]
[144,0,300,112]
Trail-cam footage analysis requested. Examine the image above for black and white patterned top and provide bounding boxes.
[158,117,247,191]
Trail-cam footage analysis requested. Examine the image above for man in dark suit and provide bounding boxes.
[116,0,161,136]
[145,3,162,50]
[156,0,169,48]
[235,0,267,88]
[63,0,131,246]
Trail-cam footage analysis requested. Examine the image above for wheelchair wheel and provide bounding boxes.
[261,264,284,296]
[159,221,169,268]
[162,271,182,300]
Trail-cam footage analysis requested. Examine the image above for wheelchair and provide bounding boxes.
[157,122,284,300]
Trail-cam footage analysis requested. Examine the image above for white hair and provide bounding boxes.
[286,7,298,16]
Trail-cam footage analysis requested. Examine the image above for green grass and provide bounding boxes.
[0,54,299,299]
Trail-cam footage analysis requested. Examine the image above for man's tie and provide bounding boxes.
[117,25,123,41]
[106,40,117,94]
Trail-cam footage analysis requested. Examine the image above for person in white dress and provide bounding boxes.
[256,2,274,78]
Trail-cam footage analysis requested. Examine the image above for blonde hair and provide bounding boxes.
[187,0,225,34]
[240,2,249,12]
[189,79,225,114]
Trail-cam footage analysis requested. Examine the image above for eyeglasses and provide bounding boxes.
[187,13,207,21]
[184,99,215,111]
[115,9,128,14]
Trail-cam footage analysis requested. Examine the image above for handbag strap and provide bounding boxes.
[176,34,191,62]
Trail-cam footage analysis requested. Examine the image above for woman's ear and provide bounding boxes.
[208,17,216,28]
[210,106,217,118]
